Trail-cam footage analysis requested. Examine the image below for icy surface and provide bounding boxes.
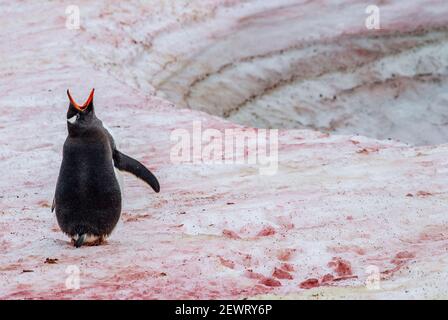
[83,0,448,145]
[0,1,448,299]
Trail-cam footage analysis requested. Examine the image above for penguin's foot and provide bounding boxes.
[71,234,107,248]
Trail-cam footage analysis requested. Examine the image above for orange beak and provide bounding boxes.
[67,88,95,112]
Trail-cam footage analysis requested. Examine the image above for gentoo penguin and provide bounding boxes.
[52,89,160,248]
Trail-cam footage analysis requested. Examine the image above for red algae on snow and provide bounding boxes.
[273,267,294,280]
[260,278,282,288]
[219,257,236,269]
[299,279,320,290]
[328,257,353,277]
[257,226,277,237]
[0,0,448,300]
[222,229,242,240]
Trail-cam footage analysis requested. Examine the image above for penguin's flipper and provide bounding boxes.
[51,197,55,213]
[113,150,160,193]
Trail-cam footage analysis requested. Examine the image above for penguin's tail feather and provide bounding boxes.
[74,234,87,248]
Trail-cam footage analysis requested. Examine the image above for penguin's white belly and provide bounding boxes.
[114,165,124,196]
[104,123,124,197]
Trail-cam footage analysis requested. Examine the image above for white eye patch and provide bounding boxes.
[67,114,79,124]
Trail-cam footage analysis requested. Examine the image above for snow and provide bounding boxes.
[0,0,447,299]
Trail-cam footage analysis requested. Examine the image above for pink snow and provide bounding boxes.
[0,1,448,299]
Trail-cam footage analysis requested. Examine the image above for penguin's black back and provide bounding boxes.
[55,125,121,238]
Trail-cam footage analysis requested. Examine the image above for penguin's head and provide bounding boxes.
[66,89,97,135]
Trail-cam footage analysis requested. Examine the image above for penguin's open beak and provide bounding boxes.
[67,88,95,112]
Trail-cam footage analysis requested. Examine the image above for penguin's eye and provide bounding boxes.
[76,113,81,120]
